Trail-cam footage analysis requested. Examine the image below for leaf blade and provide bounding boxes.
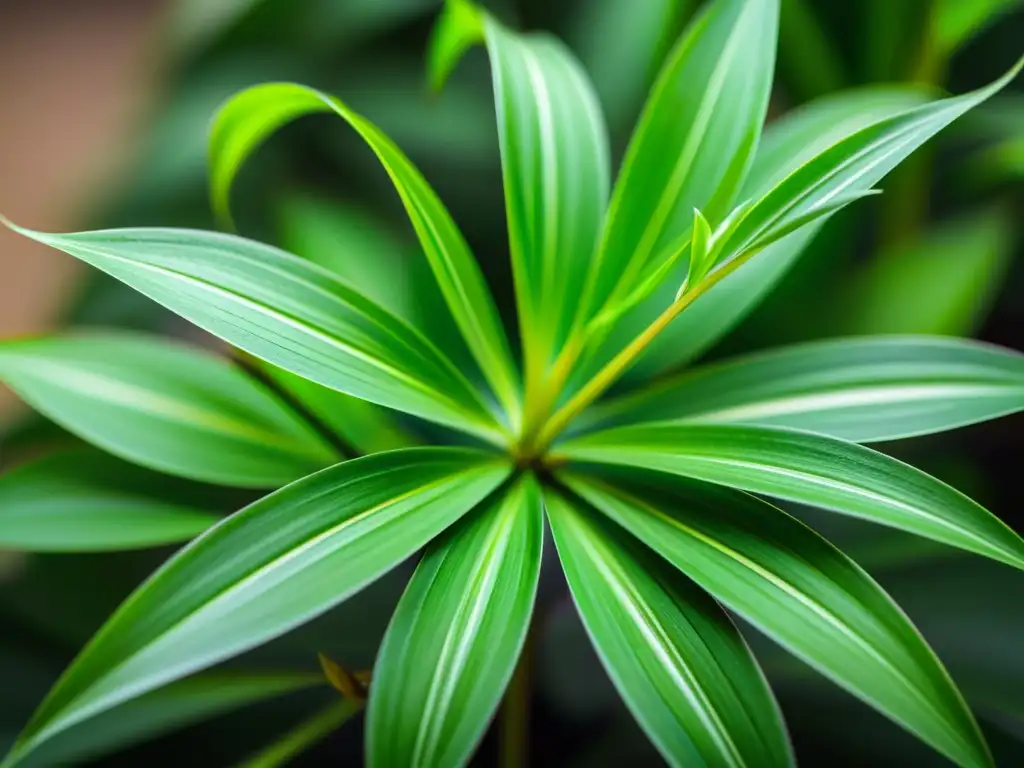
[5,448,509,766]
[0,333,336,486]
[2,225,503,443]
[430,1,611,372]
[586,336,1024,443]
[367,475,542,767]
[208,82,521,424]
[558,423,1024,570]
[564,470,994,768]
[545,489,792,768]
[0,452,217,552]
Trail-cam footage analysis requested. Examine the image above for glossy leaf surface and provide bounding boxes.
[0,333,334,486]
[626,87,933,376]
[368,476,542,767]
[546,490,792,767]
[559,424,1024,569]
[208,82,521,423]
[430,0,610,371]
[2,225,502,443]
[5,449,508,766]
[565,471,992,768]
[0,452,216,552]
[581,0,778,326]
[587,336,1024,443]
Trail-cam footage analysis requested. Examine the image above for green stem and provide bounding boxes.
[236,700,359,768]
[535,255,748,450]
[499,634,533,768]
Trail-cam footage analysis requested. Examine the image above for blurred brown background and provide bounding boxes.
[0,0,168,419]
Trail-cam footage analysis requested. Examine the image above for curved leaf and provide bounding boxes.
[4,449,509,767]
[367,475,542,767]
[545,489,792,767]
[564,470,993,768]
[580,0,778,327]
[0,452,216,552]
[208,82,521,424]
[430,0,610,372]
[716,59,1023,264]
[623,86,934,377]
[0,333,335,486]
[21,671,322,767]
[586,336,1024,443]
[1,225,503,444]
[558,423,1024,569]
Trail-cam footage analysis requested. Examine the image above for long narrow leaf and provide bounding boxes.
[3,449,509,767]
[0,333,336,486]
[430,0,610,380]
[367,476,542,767]
[717,59,1023,261]
[557,423,1024,569]
[0,452,216,552]
[564,470,993,768]
[623,87,933,377]
[1,224,503,444]
[585,336,1024,442]
[208,83,521,424]
[546,489,792,767]
[22,672,322,767]
[579,0,778,331]
[237,700,359,768]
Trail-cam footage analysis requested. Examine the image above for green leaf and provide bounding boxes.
[682,208,713,290]
[545,490,792,767]
[430,0,610,376]
[0,452,216,552]
[1,224,504,445]
[0,333,335,486]
[579,0,778,329]
[716,59,1023,265]
[208,82,521,424]
[367,475,542,767]
[237,700,359,768]
[564,470,993,768]
[21,672,322,767]
[839,210,1015,336]
[586,336,1024,443]
[934,0,1023,56]
[622,87,934,377]
[558,423,1024,570]
[3,449,509,767]
[257,364,418,455]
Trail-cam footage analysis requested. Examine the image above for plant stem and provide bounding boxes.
[535,255,749,450]
[236,700,359,768]
[499,634,533,768]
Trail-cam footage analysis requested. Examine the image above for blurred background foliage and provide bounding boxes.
[1,0,1022,764]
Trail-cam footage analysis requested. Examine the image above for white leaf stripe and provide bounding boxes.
[572,476,978,757]
[411,483,520,764]
[64,236,501,440]
[39,464,501,747]
[557,505,745,767]
[617,450,1018,564]
[673,383,1024,424]
[3,359,320,454]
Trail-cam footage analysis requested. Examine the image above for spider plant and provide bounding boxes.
[2,0,1023,765]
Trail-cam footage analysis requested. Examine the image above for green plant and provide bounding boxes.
[2,0,1023,764]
